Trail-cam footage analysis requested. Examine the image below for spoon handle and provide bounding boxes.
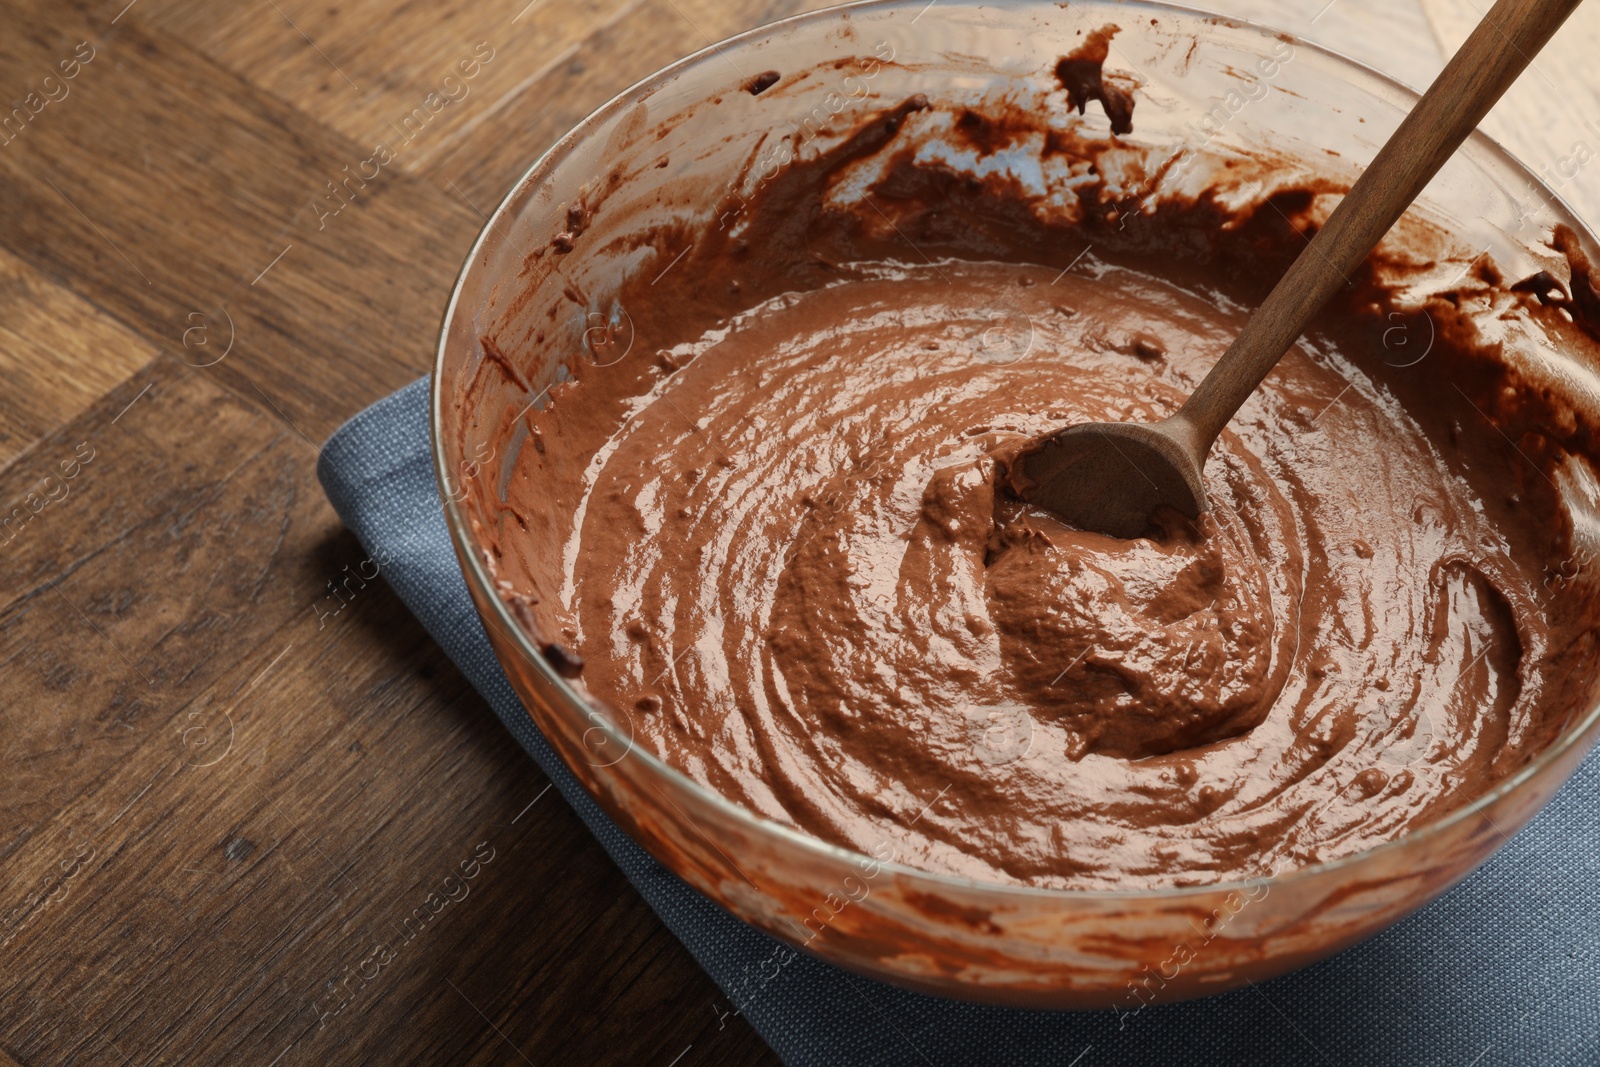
[1172,0,1583,453]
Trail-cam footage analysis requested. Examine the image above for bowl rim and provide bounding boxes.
[431,0,1600,904]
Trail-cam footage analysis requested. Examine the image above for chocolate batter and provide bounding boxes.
[491,86,1600,890]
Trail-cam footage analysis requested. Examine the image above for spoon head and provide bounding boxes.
[1005,420,1208,539]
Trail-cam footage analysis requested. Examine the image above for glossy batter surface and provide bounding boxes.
[564,258,1547,889]
[488,89,1600,891]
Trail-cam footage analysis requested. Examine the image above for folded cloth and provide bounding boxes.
[319,376,1599,1067]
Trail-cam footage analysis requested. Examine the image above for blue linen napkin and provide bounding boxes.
[318,376,1599,1067]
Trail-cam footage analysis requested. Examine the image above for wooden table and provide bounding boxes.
[2,0,1595,1063]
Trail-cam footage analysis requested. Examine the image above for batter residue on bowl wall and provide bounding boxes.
[476,68,1600,891]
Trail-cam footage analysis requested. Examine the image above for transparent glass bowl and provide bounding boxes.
[432,0,1600,1007]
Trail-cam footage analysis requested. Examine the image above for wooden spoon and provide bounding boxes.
[1009,0,1583,539]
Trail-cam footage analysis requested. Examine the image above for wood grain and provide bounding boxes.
[0,361,775,1065]
[139,0,646,174]
[0,0,786,1061]
[0,248,155,468]
[425,0,843,208]
[0,0,480,441]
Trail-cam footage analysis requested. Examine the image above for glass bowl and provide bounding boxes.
[431,0,1600,1008]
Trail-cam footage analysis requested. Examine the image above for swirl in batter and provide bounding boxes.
[505,98,1599,890]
